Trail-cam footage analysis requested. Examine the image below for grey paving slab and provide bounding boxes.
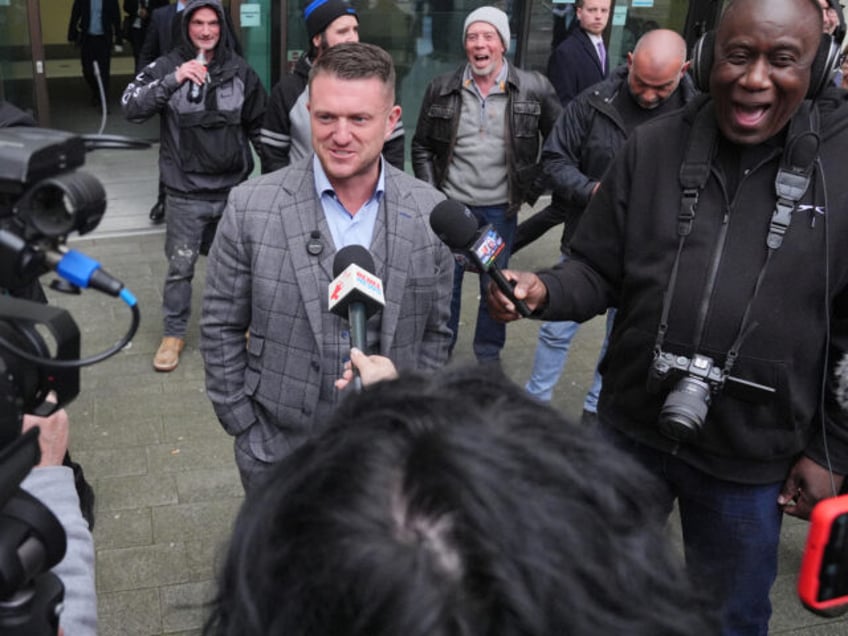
[96,543,191,592]
[72,447,150,480]
[96,472,180,511]
[151,499,244,544]
[93,507,154,550]
[160,580,216,634]
[97,588,162,636]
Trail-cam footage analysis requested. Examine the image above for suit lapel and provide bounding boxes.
[279,161,333,357]
[579,29,604,75]
[377,169,415,355]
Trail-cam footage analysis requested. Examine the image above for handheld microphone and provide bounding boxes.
[329,245,386,391]
[429,200,531,317]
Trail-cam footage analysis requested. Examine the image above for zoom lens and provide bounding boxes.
[657,376,711,442]
[18,171,106,238]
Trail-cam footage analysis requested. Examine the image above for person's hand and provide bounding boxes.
[778,455,845,520]
[486,270,548,322]
[335,348,398,390]
[21,407,70,467]
[176,58,207,85]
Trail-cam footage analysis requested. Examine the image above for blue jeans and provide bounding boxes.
[447,204,515,363]
[601,425,782,636]
[525,300,616,412]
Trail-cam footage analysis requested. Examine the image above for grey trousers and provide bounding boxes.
[162,194,226,337]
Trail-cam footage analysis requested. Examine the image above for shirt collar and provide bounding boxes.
[587,32,603,46]
[312,154,386,207]
[462,60,509,93]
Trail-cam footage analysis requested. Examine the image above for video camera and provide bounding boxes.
[0,125,144,634]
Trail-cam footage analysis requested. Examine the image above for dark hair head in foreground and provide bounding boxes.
[204,366,718,636]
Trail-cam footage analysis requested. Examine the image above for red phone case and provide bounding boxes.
[798,494,848,616]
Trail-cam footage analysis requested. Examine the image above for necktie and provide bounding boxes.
[597,41,606,71]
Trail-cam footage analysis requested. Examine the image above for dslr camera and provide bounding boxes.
[647,351,774,442]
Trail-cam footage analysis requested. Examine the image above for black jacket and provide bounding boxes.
[68,0,123,46]
[122,0,266,194]
[412,63,561,215]
[538,90,848,484]
[547,26,608,107]
[542,66,698,249]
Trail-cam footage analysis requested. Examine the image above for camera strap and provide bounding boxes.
[655,100,820,375]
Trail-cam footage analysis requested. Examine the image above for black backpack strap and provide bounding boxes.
[768,101,821,249]
[678,96,718,236]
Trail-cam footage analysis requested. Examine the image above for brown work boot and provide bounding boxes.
[153,337,185,372]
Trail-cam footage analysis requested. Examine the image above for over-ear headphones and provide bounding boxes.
[691,31,841,99]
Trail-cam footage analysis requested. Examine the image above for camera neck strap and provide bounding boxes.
[654,100,820,376]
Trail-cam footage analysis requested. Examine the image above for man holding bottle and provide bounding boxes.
[121,0,266,373]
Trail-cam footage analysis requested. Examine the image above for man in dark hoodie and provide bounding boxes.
[488,1,848,633]
[260,0,404,173]
[121,0,266,373]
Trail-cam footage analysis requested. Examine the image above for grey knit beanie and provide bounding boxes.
[463,7,510,48]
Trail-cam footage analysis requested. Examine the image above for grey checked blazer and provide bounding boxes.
[201,158,454,462]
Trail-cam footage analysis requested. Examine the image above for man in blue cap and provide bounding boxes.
[261,0,404,172]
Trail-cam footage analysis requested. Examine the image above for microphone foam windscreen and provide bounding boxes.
[333,244,375,278]
[429,199,479,249]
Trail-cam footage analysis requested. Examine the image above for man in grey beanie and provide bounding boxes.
[412,6,560,365]
[261,0,404,172]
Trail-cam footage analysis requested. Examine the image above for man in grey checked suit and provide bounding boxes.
[201,43,454,491]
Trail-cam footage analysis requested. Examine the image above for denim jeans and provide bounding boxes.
[162,194,225,337]
[447,204,515,363]
[525,252,615,410]
[600,424,782,636]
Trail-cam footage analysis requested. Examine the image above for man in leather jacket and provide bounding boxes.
[411,6,560,364]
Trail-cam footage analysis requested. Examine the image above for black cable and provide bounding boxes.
[0,302,140,369]
[81,134,152,151]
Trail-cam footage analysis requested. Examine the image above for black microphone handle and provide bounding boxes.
[347,301,367,392]
[488,265,532,318]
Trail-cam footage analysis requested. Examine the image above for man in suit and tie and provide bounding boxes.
[68,0,123,107]
[547,0,611,107]
[201,42,454,491]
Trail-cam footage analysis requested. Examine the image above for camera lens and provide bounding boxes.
[658,376,711,442]
[18,171,106,238]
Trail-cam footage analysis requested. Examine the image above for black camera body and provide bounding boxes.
[647,351,775,442]
[0,127,106,291]
[647,352,722,442]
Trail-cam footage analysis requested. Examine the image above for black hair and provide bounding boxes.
[204,366,719,636]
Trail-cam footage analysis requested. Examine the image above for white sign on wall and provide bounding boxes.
[241,4,261,28]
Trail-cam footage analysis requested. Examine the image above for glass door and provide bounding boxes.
[0,0,49,124]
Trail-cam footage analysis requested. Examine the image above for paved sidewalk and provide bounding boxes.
[32,143,847,634]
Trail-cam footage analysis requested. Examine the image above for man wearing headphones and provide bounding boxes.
[487,1,848,633]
